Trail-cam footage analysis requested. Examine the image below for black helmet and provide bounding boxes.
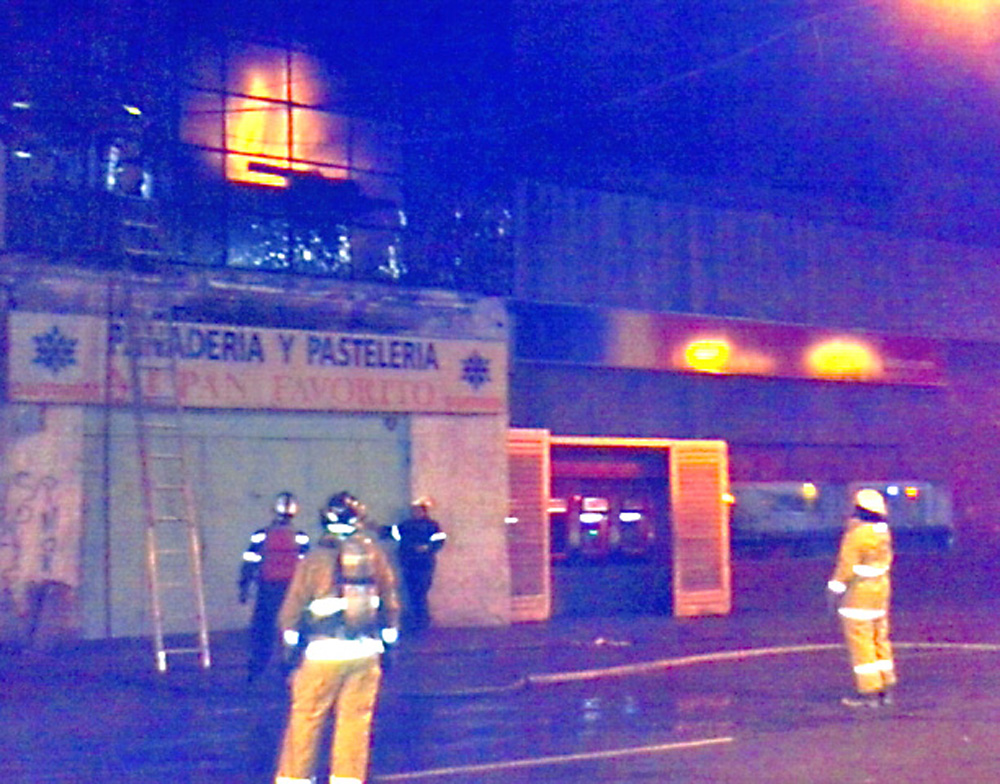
[274,491,298,518]
[322,491,359,535]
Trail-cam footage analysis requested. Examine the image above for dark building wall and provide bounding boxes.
[513,181,1000,342]
[511,363,947,480]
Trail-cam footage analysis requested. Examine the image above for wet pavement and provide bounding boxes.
[4,552,1000,783]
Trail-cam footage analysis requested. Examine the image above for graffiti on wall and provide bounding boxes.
[0,406,84,611]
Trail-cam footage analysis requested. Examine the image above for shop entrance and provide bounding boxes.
[507,431,731,622]
[549,446,672,616]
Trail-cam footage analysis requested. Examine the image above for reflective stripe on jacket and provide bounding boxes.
[829,519,893,614]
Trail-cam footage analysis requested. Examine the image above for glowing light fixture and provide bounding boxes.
[801,482,819,502]
[805,338,883,379]
[123,104,142,116]
[683,338,732,374]
[904,485,920,499]
[11,100,31,110]
[893,0,1000,74]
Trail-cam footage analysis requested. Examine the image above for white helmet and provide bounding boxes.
[274,491,298,518]
[854,488,887,518]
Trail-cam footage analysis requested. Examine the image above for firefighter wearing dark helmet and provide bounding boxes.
[239,491,310,681]
[274,491,401,784]
[827,488,896,708]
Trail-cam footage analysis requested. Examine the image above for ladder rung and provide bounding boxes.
[152,515,187,523]
[124,248,164,257]
[163,646,203,655]
[150,453,183,460]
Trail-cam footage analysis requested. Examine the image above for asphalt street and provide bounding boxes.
[3,552,1000,783]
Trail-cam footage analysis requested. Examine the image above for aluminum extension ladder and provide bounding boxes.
[120,282,211,672]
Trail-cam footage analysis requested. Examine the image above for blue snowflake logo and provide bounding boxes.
[461,351,491,391]
[32,325,78,375]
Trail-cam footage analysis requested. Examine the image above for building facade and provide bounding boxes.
[5,1,1000,649]
[509,180,1000,573]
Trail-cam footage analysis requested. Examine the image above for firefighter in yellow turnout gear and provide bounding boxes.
[274,492,401,784]
[827,488,896,709]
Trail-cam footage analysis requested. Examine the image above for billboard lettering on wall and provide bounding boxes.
[7,313,507,414]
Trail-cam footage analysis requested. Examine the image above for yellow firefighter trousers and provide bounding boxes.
[275,653,382,782]
[840,613,896,694]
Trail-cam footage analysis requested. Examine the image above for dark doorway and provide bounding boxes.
[549,446,671,615]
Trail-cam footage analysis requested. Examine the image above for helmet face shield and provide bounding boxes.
[323,519,358,537]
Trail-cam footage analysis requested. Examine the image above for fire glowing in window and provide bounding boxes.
[806,338,883,380]
[221,50,344,187]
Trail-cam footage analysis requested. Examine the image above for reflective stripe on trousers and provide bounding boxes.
[839,613,896,694]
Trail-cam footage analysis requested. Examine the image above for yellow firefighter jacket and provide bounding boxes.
[828,518,893,616]
[278,532,401,653]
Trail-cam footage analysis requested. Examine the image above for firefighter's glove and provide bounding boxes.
[826,580,847,613]
[381,627,399,647]
[280,629,302,670]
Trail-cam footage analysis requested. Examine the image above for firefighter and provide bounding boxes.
[827,488,896,708]
[274,491,401,784]
[239,492,310,681]
[388,496,447,632]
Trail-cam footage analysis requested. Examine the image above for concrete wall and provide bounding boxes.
[71,407,513,639]
[409,414,511,627]
[79,408,411,639]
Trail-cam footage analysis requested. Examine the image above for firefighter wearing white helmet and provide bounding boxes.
[386,495,447,632]
[273,492,401,784]
[827,488,896,708]
[238,492,310,681]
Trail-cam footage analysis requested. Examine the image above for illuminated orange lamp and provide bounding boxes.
[805,338,883,380]
[904,485,920,499]
[801,482,819,502]
[893,0,1000,76]
[897,0,999,40]
[683,337,732,374]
